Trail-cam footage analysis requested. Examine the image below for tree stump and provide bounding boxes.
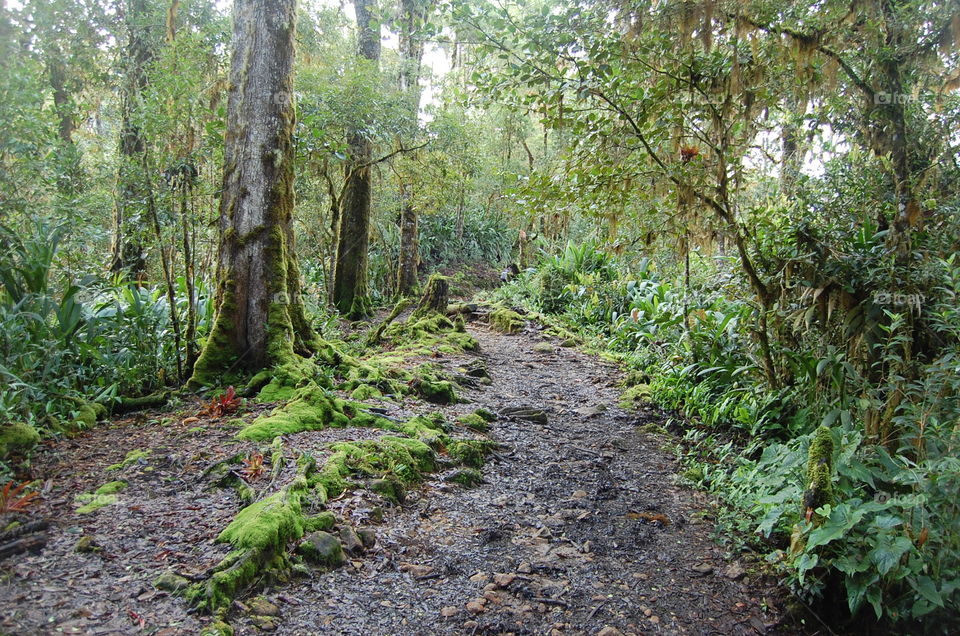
[416,274,449,314]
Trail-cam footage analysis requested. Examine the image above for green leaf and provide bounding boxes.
[912,576,943,607]
[868,535,912,576]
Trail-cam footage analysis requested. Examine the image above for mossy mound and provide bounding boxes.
[448,439,496,468]
[445,468,484,488]
[107,448,151,471]
[381,310,479,357]
[458,413,490,433]
[75,480,127,514]
[237,385,383,441]
[620,384,652,409]
[0,422,41,458]
[489,308,525,334]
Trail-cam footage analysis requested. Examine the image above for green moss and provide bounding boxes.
[489,308,525,334]
[458,413,490,433]
[199,620,234,636]
[106,448,151,471]
[237,385,383,441]
[804,426,835,521]
[75,482,125,514]
[0,423,40,458]
[95,480,127,495]
[474,408,497,422]
[72,401,107,428]
[115,391,171,414]
[620,384,652,409]
[447,439,495,468]
[350,384,382,401]
[410,368,458,404]
[251,355,326,403]
[303,511,336,532]
[218,487,304,553]
[332,436,437,481]
[446,468,484,488]
[297,530,346,568]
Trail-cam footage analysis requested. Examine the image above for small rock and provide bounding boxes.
[250,615,276,630]
[690,563,714,576]
[153,570,189,593]
[74,535,100,554]
[723,562,746,580]
[248,597,280,617]
[533,342,553,353]
[468,571,489,583]
[493,572,516,588]
[297,531,346,568]
[356,527,377,548]
[466,599,487,614]
[571,489,588,499]
[643,609,652,617]
[597,627,624,636]
[483,590,500,603]
[463,621,479,630]
[518,562,532,574]
[338,526,363,554]
[440,606,459,618]
[649,615,660,624]
[399,563,434,578]
[581,540,592,553]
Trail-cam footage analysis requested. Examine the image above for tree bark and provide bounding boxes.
[394,0,430,297]
[110,0,153,277]
[332,0,380,317]
[189,0,314,385]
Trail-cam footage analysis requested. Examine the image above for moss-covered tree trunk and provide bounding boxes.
[332,0,380,318]
[416,274,448,314]
[109,0,154,277]
[189,0,314,386]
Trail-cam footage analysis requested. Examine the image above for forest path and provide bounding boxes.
[273,324,784,635]
[0,321,785,635]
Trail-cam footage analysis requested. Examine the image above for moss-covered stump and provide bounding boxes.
[415,274,449,315]
[489,307,525,334]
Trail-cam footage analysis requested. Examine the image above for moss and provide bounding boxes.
[237,385,383,441]
[107,448,151,470]
[0,423,41,458]
[369,476,405,502]
[332,436,437,481]
[303,511,336,532]
[474,408,497,422]
[72,400,107,428]
[251,355,326,403]
[115,391,171,414]
[620,384,652,409]
[218,487,304,553]
[199,620,234,636]
[458,413,490,433]
[804,426,835,522]
[350,384,382,401]
[297,530,346,568]
[489,308,525,334]
[447,439,495,468]
[95,480,127,495]
[397,415,449,447]
[681,466,704,482]
[75,482,125,514]
[380,309,479,357]
[410,367,459,404]
[445,468,484,488]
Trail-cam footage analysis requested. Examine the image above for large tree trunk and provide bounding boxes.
[332,0,380,318]
[47,55,83,197]
[109,0,153,277]
[394,0,430,297]
[189,0,313,386]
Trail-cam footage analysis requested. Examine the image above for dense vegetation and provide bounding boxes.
[1,0,957,632]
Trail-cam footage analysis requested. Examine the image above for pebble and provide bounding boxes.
[518,562,532,574]
[468,571,489,583]
[571,489,588,499]
[440,606,458,618]
[597,627,624,636]
[493,572,516,588]
[466,599,487,614]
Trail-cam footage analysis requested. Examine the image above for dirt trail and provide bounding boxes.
[0,322,785,635]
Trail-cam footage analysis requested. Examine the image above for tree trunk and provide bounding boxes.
[189,0,313,386]
[109,0,153,277]
[332,0,380,318]
[47,55,83,196]
[394,0,430,298]
[416,274,448,314]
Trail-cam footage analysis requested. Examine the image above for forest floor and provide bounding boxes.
[0,314,793,635]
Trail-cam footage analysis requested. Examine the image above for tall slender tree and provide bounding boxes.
[332,0,380,317]
[110,0,156,275]
[189,0,318,386]
[394,0,431,297]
